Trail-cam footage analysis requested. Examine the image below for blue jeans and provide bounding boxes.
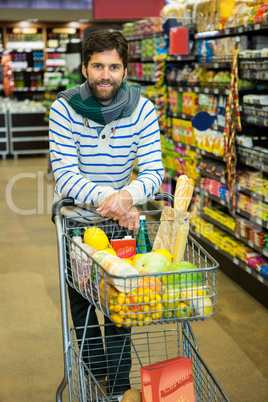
[67,219,132,396]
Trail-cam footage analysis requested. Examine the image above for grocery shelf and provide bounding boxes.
[190,228,268,288]
[197,186,230,208]
[196,168,227,184]
[127,76,156,83]
[195,22,268,39]
[126,32,165,41]
[236,207,268,230]
[237,184,268,204]
[194,62,232,69]
[167,83,229,95]
[200,212,268,259]
[167,55,196,61]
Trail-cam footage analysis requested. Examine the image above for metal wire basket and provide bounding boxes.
[69,321,229,401]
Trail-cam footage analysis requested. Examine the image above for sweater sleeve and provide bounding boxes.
[49,99,115,207]
[124,100,165,205]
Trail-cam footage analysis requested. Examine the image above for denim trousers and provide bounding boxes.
[67,218,132,396]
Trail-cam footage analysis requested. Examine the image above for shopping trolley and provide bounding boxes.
[52,193,229,402]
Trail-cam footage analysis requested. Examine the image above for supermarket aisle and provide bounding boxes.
[0,156,268,402]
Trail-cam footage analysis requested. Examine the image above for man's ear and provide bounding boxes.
[123,68,127,79]
[82,63,88,79]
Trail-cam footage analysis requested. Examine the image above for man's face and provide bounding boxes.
[82,49,127,105]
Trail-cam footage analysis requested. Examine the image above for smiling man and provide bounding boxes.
[49,28,164,398]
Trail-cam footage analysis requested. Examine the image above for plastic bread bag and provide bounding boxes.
[93,250,139,293]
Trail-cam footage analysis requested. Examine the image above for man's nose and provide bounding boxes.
[100,67,110,80]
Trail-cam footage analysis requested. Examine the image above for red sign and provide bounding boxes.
[93,0,165,20]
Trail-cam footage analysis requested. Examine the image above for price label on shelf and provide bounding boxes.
[248,241,254,248]
[220,199,225,206]
[233,258,239,265]
[235,233,240,239]
[246,265,251,274]
[258,275,264,283]
[204,191,209,197]
[214,245,219,250]
[215,88,219,94]
[256,218,262,225]
[201,150,206,155]
[194,87,199,93]
[186,145,190,150]
[196,232,201,238]
[263,249,268,258]
[204,88,209,93]
[238,27,244,33]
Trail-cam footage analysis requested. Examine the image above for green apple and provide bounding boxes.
[163,310,174,319]
[162,291,180,310]
[174,302,193,319]
[133,252,170,274]
[161,261,203,290]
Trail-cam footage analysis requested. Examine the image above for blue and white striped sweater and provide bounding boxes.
[49,96,164,221]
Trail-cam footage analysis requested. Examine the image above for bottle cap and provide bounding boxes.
[72,229,80,236]
[140,215,146,220]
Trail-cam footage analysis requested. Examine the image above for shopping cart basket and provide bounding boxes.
[52,194,227,401]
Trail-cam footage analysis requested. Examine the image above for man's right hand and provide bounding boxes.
[118,206,140,231]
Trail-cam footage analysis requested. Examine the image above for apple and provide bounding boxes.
[132,252,170,274]
[162,290,180,310]
[161,261,203,290]
[175,302,192,319]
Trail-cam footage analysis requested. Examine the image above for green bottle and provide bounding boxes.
[136,215,152,254]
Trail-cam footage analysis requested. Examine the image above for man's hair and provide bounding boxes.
[83,29,128,69]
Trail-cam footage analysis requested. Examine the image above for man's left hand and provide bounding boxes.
[96,190,133,220]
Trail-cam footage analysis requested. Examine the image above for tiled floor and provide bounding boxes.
[0,156,267,401]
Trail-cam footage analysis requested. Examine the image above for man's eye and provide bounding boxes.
[111,65,119,70]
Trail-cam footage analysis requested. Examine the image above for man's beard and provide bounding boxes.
[88,79,122,103]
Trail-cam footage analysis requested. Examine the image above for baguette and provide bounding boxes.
[174,175,194,211]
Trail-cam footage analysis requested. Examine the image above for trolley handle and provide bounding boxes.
[51,197,75,224]
[51,192,174,223]
[154,192,174,207]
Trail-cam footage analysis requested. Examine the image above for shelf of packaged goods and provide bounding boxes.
[241,114,268,127]
[126,32,165,41]
[236,207,268,230]
[190,227,268,286]
[170,139,226,162]
[196,168,227,184]
[237,185,268,204]
[197,186,230,208]
[194,62,232,69]
[167,55,196,62]
[167,83,229,95]
[237,152,268,173]
[169,112,225,132]
[12,67,45,73]
[195,22,268,39]
[200,212,268,258]
[127,76,156,83]
[13,87,46,92]
[241,104,268,118]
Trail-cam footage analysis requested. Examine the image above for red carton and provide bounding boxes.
[110,236,136,259]
[140,356,195,402]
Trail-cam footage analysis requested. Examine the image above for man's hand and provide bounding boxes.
[118,206,140,231]
[96,190,133,220]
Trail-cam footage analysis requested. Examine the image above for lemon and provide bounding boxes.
[103,248,117,255]
[132,254,143,264]
[154,249,173,261]
[123,258,133,265]
[84,227,109,250]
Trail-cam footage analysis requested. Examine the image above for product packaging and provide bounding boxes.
[110,236,136,259]
[141,356,195,402]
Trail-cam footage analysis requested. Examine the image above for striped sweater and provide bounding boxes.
[49,96,164,222]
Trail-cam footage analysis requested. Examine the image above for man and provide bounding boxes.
[49,29,164,398]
